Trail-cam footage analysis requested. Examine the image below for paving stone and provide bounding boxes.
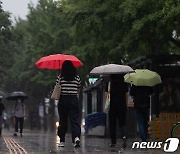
[0,129,179,153]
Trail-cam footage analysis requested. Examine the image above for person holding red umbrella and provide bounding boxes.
[35,54,83,148]
[56,60,81,148]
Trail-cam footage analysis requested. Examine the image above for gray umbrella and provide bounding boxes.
[6,91,28,100]
[90,64,134,75]
[0,91,6,99]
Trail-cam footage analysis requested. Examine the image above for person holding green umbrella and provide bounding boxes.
[130,85,153,141]
[125,69,161,141]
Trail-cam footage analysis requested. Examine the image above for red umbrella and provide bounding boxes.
[35,54,83,70]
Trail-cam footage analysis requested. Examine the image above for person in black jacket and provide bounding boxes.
[0,97,5,136]
[130,86,153,141]
[106,74,128,148]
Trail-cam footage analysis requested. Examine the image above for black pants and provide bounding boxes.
[15,117,24,133]
[109,109,126,144]
[58,95,81,143]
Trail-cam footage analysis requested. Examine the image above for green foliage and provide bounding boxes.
[67,0,180,64]
[118,0,180,58]
[0,2,15,85]
[27,0,72,56]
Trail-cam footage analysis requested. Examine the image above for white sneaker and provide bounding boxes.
[58,142,65,147]
[74,137,80,148]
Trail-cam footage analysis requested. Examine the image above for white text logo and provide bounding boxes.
[132,138,179,152]
[164,138,179,152]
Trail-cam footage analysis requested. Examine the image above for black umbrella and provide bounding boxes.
[0,91,6,99]
[6,91,28,100]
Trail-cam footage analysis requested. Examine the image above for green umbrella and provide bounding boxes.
[124,69,162,87]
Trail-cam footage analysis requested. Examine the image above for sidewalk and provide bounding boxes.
[0,129,179,153]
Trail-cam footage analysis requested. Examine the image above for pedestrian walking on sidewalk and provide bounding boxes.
[13,98,25,137]
[130,85,153,141]
[56,60,81,148]
[105,74,128,148]
[0,97,5,136]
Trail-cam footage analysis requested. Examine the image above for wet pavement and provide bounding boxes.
[0,129,179,154]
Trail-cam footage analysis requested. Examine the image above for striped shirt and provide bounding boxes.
[56,75,81,95]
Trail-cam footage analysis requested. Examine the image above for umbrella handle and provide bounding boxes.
[149,96,152,121]
[58,60,61,74]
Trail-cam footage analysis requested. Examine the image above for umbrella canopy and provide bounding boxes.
[0,91,6,99]
[6,91,28,100]
[35,54,83,70]
[90,64,134,75]
[124,69,162,87]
